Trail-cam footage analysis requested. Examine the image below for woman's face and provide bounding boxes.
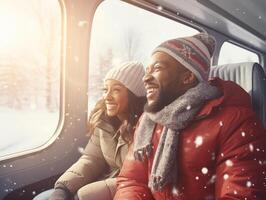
[103,79,129,120]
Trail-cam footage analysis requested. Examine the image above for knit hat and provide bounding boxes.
[152,33,216,81]
[104,61,146,97]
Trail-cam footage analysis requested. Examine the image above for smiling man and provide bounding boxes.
[114,33,266,200]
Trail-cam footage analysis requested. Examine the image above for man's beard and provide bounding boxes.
[144,88,177,113]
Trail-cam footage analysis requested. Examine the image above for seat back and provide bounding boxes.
[210,62,266,128]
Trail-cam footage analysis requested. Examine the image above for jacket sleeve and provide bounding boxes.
[55,128,108,194]
[114,142,152,200]
[215,112,266,200]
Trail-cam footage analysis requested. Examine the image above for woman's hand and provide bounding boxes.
[49,188,71,200]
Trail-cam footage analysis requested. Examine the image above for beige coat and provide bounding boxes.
[55,120,128,197]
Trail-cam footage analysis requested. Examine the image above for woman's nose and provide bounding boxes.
[103,90,112,100]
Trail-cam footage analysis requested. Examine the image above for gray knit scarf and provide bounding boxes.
[133,82,222,191]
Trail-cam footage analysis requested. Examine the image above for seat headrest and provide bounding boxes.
[210,62,254,94]
[210,62,266,128]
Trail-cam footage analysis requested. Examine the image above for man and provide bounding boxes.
[114,33,266,200]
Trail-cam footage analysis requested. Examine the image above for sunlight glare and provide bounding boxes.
[0,10,18,51]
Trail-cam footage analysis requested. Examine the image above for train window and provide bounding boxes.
[218,42,259,65]
[88,0,199,110]
[0,0,61,158]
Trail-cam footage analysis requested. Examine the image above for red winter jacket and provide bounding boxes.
[114,78,266,200]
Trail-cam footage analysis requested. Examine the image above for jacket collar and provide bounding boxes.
[195,77,252,120]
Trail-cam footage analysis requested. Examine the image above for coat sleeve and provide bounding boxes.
[55,128,108,194]
[114,142,153,200]
[215,111,266,200]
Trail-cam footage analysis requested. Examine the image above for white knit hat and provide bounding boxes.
[104,61,146,97]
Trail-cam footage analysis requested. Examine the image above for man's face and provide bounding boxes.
[143,51,187,113]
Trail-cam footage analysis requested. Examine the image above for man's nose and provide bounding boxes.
[142,73,153,83]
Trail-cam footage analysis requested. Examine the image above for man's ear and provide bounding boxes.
[183,71,197,85]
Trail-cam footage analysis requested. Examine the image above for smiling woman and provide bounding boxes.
[103,80,129,120]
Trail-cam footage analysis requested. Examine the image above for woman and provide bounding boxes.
[45,61,146,200]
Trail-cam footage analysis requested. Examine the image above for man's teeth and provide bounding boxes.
[147,88,155,94]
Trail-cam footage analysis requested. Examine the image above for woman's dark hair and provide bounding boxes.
[88,90,146,143]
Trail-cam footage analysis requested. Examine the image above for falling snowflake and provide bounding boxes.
[223,174,229,180]
[246,181,252,187]
[78,20,88,27]
[194,136,203,148]
[201,167,208,174]
[74,56,79,63]
[195,176,199,180]
[157,6,163,11]
[225,160,233,167]
[32,191,36,195]
[221,153,224,157]
[211,152,216,160]
[172,186,179,197]
[241,131,246,137]
[78,147,85,154]
[233,190,238,194]
[186,105,191,110]
[259,16,262,19]
[156,129,162,133]
[249,144,254,152]
[219,121,223,126]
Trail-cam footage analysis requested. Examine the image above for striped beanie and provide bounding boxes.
[152,33,216,81]
[104,61,146,97]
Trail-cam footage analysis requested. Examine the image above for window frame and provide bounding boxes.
[218,40,260,65]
